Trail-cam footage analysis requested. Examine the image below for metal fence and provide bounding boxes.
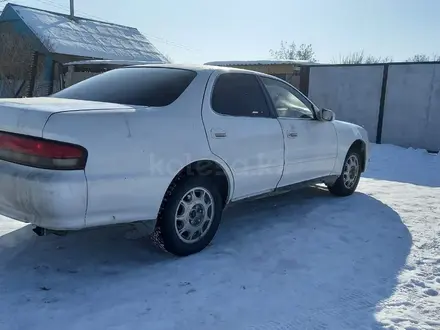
[300,62,440,152]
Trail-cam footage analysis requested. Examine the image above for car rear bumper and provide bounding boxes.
[0,160,87,230]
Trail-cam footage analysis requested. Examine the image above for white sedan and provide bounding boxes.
[0,64,369,256]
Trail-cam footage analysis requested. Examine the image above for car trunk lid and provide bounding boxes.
[0,97,131,137]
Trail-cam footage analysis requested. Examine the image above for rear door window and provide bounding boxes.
[211,73,271,117]
[52,67,197,107]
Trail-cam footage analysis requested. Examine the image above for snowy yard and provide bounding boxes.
[0,144,439,330]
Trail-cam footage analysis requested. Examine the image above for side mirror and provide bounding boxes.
[321,108,335,121]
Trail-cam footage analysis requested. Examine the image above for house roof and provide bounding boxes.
[63,59,158,72]
[64,59,156,66]
[204,60,317,66]
[1,3,168,62]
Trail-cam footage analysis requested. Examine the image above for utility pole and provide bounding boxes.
[69,0,74,18]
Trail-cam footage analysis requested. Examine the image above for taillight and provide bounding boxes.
[0,131,87,170]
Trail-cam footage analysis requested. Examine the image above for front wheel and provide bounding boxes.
[153,176,224,256]
[328,150,362,197]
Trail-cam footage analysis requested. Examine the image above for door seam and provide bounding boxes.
[199,70,236,198]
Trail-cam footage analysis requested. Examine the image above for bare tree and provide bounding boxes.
[0,26,55,97]
[332,51,393,64]
[406,54,440,62]
[270,41,317,62]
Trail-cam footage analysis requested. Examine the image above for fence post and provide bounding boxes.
[376,64,389,144]
[299,66,310,96]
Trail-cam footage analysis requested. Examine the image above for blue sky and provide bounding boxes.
[2,0,439,63]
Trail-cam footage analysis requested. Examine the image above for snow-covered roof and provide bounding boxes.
[3,3,168,63]
[204,60,317,66]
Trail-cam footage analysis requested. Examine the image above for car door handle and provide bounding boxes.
[211,129,227,138]
[287,131,298,138]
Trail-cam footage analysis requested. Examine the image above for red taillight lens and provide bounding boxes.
[0,131,87,170]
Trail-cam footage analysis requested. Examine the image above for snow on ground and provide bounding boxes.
[0,144,439,330]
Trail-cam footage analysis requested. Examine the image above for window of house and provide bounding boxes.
[211,73,271,117]
[261,76,314,119]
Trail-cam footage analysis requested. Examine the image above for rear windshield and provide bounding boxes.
[52,67,197,107]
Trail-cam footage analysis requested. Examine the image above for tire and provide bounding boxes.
[328,149,362,197]
[153,175,224,256]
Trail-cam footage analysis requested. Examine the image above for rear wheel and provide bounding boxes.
[328,150,362,197]
[152,175,223,256]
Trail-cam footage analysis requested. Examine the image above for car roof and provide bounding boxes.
[128,63,279,79]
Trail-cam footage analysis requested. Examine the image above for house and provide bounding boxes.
[0,3,168,97]
[204,60,316,90]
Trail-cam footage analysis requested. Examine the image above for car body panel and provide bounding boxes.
[331,120,370,174]
[41,69,234,228]
[276,118,338,187]
[201,70,285,200]
[0,160,87,230]
[0,64,369,231]
[0,97,132,137]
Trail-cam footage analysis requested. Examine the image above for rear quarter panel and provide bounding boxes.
[42,70,232,228]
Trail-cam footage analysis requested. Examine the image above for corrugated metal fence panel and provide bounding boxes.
[308,65,384,142]
[382,64,440,151]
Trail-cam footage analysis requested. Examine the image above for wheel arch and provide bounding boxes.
[348,139,367,172]
[158,158,234,218]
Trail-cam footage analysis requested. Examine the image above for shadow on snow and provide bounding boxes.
[0,186,411,330]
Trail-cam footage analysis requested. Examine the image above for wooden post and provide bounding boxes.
[26,51,38,97]
[48,60,56,95]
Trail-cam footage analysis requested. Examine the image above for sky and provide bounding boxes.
[1,0,440,64]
